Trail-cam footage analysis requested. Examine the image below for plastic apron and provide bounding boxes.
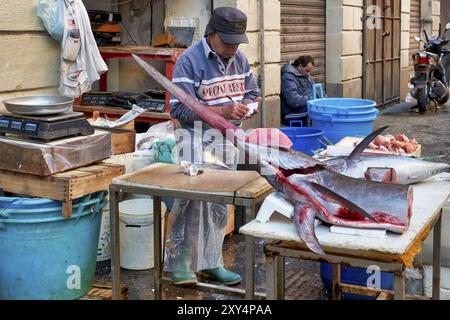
[164,121,239,272]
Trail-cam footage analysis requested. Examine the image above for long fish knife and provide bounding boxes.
[132,54,241,137]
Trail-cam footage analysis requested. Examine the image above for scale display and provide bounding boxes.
[0,114,94,141]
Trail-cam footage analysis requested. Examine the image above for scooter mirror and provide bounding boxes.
[414,36,421,42]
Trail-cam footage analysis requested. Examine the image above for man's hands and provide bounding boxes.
[222,102,249,120]
[208,97,261,120]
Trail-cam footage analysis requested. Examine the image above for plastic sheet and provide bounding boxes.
[0,130,111,176]
[136,121,177,164]
[164,123,239,272]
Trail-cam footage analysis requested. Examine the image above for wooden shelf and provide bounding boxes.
[99,46,184,57]
[74,104,171,123]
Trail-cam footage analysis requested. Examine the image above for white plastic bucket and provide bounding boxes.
[97,201,111,262]
[119,198,167,270]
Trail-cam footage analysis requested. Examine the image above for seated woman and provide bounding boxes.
[280,55,315,126]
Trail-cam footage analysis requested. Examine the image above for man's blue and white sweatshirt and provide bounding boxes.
[170,37,259,130]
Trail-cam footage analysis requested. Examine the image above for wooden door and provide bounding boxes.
[363,0,401,105]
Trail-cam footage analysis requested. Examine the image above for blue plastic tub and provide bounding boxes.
[320,263,394,300]
[308,98,379,144]
[0,191,106,300]
[278,127,324,156]
[308,98,377,115]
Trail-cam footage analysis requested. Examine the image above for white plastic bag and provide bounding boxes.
[37,0,65,42]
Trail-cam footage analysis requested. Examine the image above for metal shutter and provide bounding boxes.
[280,0,326,84]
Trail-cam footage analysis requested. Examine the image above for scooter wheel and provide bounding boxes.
[417,87,428,113]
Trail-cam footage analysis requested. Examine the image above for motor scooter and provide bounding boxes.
[410,23,450,113]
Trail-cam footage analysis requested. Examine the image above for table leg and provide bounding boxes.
[432,212,442,300]
[332,264,341,300]
[153,196,163,300]
[110,189,121,300]
[244,205,256,300]
[265,250,277,300]
[276,255,285,300]
[394,270,406,300]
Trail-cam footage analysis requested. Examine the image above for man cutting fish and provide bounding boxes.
[165,7,259,285]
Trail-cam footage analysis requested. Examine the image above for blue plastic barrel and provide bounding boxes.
[278,126,324,156]
[0,191,106,300]
[308,98,379,144]
[320,263,394,300]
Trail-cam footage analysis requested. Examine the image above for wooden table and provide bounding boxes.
[0,162,125,217]
[109,163,273,300]
[240,178,450,300]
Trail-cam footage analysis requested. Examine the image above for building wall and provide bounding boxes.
[326,0,363,98]
[442,0,450,27]
[215,0,281,128]
[432,0,441,35]
[0,0,60,112]
[400,0,412,99]
[326,0,440,101]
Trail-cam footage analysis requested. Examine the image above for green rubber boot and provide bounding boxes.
[171,270,198,285]
[170,249,198,285]
[199,267,241,285]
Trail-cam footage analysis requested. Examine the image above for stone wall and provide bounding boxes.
[400,0,412,99]
[326,0,363,98]
[432,0,441,35]
[0,0,60,112]
[214,0,281,128]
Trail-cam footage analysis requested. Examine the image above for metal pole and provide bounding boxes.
[259,0,266,128]
[245,205,256,299]
[432,213,442,300]
[110,188,121,300]
[362,0,368,98]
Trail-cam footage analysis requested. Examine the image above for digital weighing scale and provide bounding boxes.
[0,112,95,141]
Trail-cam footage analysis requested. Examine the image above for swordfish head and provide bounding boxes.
[274,166,413,255]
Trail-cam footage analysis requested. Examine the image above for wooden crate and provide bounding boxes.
[0,130,112,176]
[94,127,136,155]
[79,280,128,300]
[0,162,125,217]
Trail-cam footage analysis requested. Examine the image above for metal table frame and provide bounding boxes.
[263,211,443,300]
[109,175,273,300]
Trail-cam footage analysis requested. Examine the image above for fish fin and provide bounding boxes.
[293,203,325,255]
[310,182,378,222]
[347,126,389,161]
